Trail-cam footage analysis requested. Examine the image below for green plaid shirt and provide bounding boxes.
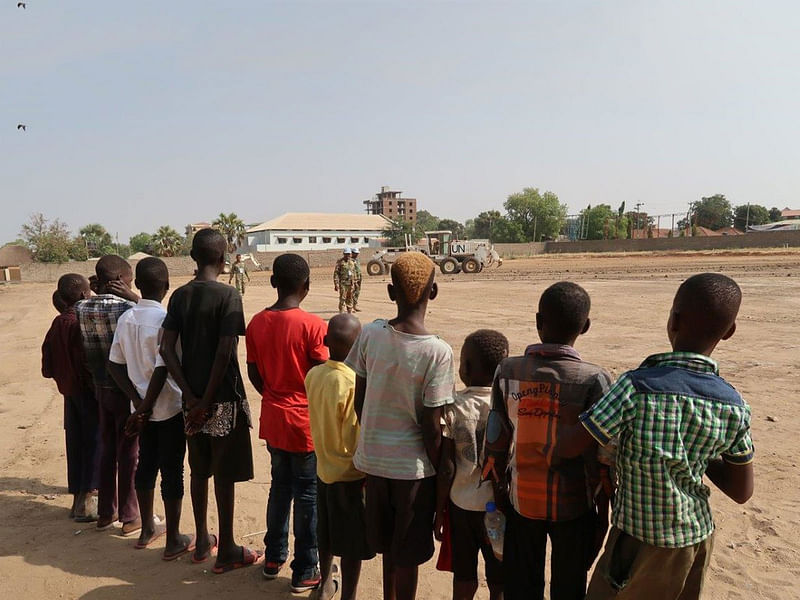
[581,352,754,548]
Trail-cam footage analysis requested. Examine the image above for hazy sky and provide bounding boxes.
[3,1,799,243]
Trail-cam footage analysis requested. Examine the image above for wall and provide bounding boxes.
[493,242,548,257]
[539,230,800,254]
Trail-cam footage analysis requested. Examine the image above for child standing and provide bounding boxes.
[245,253,328,592]
[305,313,374,600]
[107,257,193,559]
[435,329,509,600]
[42,274,97,522]
[560,273,755,600]
[345,252,455,600]
[75,256,141,534]
[483,282,613,600]
[159,229,261,573]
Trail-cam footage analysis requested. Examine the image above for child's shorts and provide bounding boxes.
[449,501,503,584]
[364,475,436,567]
[317,477,375,560]
[187,413,253,483]
[135,412,186,499]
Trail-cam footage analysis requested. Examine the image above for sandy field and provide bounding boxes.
[1,250,798,600]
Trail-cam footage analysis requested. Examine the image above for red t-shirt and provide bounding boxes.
[246,307,328,452]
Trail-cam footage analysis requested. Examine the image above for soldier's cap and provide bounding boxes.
[343,248,351,254]
[351,247,360,254]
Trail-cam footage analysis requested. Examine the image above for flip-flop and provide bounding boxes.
[191,534,219,564]
[163,534,197,561]
[212,546,264,574]
[133,518,166,549]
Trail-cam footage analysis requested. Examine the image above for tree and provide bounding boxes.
[469,210,502,239]
[212,212,246,253]
[691,194,733,230]
[579,204,617,240]
[769,207,783,222]
[490,217,526,243]
[69,237,89,261]
[504,188,567,242]
[625,211,653,238]
[79,224,114,257]
[437,219,465,239]
[733,204,770,230]
[383,220,415,247]
[414,210,440,234]
[151,225,183,257]
[20,213,74,263]
[129,232,154,254]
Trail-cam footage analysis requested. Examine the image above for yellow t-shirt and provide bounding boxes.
[305,360,364,484]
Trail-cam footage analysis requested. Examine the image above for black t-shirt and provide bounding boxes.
[162,280,247,407]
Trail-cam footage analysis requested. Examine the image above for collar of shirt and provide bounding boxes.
[524,343,582,360]
[639,351,719,375]
[134,298,163,310]
[325,359,352,373]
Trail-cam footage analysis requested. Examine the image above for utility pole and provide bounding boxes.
[745,203,751,231]
[634,202,644,238]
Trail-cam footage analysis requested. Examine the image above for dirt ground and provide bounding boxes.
[1,250,798,600]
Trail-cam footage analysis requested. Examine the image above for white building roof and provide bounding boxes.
[247,213,390,233]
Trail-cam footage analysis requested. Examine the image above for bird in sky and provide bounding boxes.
[17,2,26,8]
[17,124,27,131]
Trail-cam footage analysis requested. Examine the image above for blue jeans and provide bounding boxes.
[265,446,318,578]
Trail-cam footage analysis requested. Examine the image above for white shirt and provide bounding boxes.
[109,299,182,422]
[443,387,495,511]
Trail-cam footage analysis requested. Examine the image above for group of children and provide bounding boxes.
[42,229,755,600]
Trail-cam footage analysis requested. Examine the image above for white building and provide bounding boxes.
[245,213,391,252]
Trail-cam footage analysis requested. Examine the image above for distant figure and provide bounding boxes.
[228,254,250,296]
[333,247,355,313]
[350,247,363,312]
[17,124,26,131]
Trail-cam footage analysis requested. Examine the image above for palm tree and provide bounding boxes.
[213,212,246,253]
[151,225,183,257]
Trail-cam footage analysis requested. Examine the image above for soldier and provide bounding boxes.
[351,247,363,312]
[228,253,250,295]
[333,248,355,313]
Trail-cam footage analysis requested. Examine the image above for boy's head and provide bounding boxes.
[271,253,310,298]
[52,290,68,314]
[668,273,741,355]
[459,329,509,387]
[388,252,437,307]
[325,313,361,362]
[134,257,170,302]
[56,273,91,307]
[88,274,99,294]
[537,281,591,345]
[95,255,133,289]
[191,228,227,270]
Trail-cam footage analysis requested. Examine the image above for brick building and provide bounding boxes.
[363,186,417,224]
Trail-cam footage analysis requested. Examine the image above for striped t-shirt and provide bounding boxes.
[345,319,455,480]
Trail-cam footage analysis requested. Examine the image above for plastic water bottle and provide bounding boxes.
[484,501,506,561]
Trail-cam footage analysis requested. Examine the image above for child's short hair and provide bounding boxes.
[192,228,227,265]
[272,253,310,290]
[95,255,131,284]
[57,273,87,305]
[464,329,509,374]
[391,252,435,305]
[135,257,169,296]
[538,282,591,339]
[52,289,68,313]
[675,273,741,338]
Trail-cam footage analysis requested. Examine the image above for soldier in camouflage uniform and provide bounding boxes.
[333,248,355,313]
[350,247,363,312]
[228,254,250,296]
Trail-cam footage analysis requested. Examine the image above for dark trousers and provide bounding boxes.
[504,507,592,600]
[64,392,100,494]
[97,387,140,523]
[264,447,318,578]
[134,412,186,500]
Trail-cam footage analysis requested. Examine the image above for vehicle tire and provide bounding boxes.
[367,260,384,276]
[440,258,458,275]
[462,258,480,273]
